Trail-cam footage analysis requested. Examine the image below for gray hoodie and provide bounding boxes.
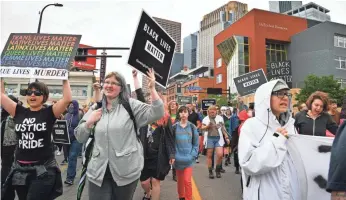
[75,97,164,187]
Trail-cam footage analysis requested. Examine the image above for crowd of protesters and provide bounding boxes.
[1,71,346,200]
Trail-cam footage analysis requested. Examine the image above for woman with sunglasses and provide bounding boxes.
[1,79,72,200]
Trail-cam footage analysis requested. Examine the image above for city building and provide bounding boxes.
[284,2,331,22]
[197,1,248,67]
[153,17,182,53]
[214,9,311,94]
[183,32,198,69]
[289,21,346,88]
[170,53,184,77]
[269,1,302,13]
[3,71,95,107]
[167,65,214,103]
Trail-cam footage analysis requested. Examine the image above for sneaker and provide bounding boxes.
[216,171,222,178]
[235,169,240,174]
[196,158,199,163]
[220,168,226,173]
[60,160,68,165]
[64,180,73,185]
[56,150,61,156]
[209,170,214,179]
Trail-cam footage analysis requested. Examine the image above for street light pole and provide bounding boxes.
[37,3,63,33]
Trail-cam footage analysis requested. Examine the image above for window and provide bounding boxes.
[216,74,222,84]
[71,86,88,98]
[5,84,18,96]
[266,41,288,72]
[335,56,346,69]
[216,58,222,68]
[334,35,346,48]
[48,85,63,98]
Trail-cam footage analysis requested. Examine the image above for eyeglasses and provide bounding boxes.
[104,81,121,87]
[26,90,43,96]
[271,91,292,99]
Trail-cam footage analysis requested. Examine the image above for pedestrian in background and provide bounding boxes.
[173,106,199,200]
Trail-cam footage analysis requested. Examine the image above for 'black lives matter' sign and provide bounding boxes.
[233,69,267,96]
[202,99,216,110]
[128,10,176,88]
[52,120,70,144]
[0,33,81,80]
[267,61,292,88]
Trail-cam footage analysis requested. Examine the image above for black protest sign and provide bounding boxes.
[128,10,176,88]
[52,120,70,144]
[267,61,292,88]
[0,33,81,80]
[177,96,192,105]
[233,69,267,96]
[100,51,107,84]
[202,99,216,110]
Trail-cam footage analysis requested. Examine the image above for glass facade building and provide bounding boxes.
[183,33,198,69]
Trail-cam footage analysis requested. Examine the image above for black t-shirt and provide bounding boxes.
[188,111,199,126]
[14,104,57,161]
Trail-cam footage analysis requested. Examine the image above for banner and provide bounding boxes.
[177,96,192,105]
[52,120,70,144]
[267,61,292,88]
[0,33,81,80]
[233,69,267,96]
[288,135,334,200]
[201,99,216,110]
[128,10,176,88]
[100,51,107,84]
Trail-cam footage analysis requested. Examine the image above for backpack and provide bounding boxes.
[172,122,196,143]
[77,99,139,200]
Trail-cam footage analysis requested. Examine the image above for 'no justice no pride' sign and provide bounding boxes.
[128,10,176,88]
[0,33,81,80]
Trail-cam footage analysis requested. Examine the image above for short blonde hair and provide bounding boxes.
[208,105,217,111]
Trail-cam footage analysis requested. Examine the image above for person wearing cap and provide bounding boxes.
[238,79,300,200]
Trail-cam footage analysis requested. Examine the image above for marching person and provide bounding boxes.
[173,106,199,200]
[294,91,338,136]
[328,99,341,126]
[238,79,300,200]
[1,79,72,200]
[327,120,346,200]
[222,107,232,166]
[186,103,201,163]
[75,69,164,200]
[202,106,230,179]
[64,100,83,185]
[1,95,21,200]
[168,100,179,181]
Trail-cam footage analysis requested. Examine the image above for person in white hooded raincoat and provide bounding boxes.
[238,79,301,200]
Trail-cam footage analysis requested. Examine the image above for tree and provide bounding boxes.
[295,75,346,106]
[208,94,229,106]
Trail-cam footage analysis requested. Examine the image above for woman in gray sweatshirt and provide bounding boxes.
[75,69,164,200]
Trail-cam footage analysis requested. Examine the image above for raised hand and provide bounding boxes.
[146,68,156,89]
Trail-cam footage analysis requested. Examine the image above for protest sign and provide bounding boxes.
[267,61,292,88]
[233,69,267,96]
[52,120,70,144]
[128,10,176,88]
[288,135,334,200]
[201,99,216,110]
[177,96,192,105]
[0,33,81,80]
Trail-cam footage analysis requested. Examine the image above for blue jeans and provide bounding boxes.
[66,139,82,181]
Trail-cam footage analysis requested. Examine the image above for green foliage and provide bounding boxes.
[295,75,346,106]
[208,94,228,106]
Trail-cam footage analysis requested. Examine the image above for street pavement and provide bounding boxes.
[56,153,243,200]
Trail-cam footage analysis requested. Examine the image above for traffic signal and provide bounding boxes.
[75,48,88,62]
[207,88,222,95]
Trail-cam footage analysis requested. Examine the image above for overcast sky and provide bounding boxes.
[1,0,346,90]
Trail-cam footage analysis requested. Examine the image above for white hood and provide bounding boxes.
[239,79,301,200]
[254,79,291,129]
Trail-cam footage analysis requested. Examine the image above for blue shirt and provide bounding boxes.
[173,121,199,170]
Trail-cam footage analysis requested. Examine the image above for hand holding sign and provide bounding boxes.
[147,68,156,89]
[276,127,288,138]
[132,69,138,78]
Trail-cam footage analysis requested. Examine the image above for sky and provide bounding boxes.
[1,0,346,90]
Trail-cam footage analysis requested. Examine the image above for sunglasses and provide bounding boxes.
[26,90,43,96]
